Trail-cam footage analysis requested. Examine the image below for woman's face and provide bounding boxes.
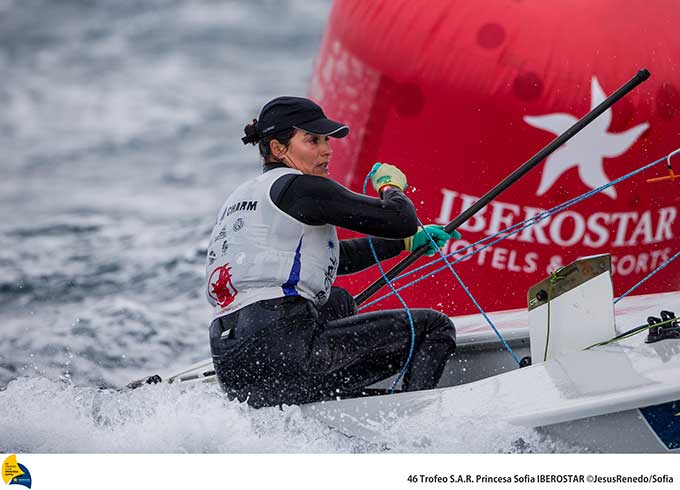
[275,130,332,177]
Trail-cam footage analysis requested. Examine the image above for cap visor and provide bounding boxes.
[295,118,349,138]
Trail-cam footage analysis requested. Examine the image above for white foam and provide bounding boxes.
[0,377,576,453]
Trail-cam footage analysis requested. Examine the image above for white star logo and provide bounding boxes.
[524,77,649,199]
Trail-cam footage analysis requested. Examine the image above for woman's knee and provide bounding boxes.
[317,286,357,321]
[413,309,456,343]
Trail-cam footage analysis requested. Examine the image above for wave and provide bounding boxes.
[0,377,577,453]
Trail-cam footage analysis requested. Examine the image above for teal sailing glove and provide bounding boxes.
[404,225,462,256]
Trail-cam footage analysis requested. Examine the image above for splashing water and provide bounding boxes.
[0,377,579,453]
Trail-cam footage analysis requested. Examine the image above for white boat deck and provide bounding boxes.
[302,291,680,451]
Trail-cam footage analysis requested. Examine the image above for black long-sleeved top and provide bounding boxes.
[264,163,417,275]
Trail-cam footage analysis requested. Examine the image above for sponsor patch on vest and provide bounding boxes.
[214,226,227,242]
[324,256,338,291]
[208,263,238,307]
[221,200,258,221]
[233,218,244,232]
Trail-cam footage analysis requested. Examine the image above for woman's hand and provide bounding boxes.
[368,162,408,193]
[404,225,462,256]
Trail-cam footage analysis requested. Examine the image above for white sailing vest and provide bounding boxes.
[206,167,339,320]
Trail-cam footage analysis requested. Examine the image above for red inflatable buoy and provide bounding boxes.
[310,0,680,315]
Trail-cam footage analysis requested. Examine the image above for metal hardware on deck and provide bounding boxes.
[527,255,611,311]
[646,311,680,343]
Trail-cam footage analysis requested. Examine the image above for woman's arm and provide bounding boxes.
[337,237,404,275]
[270,173,418,238]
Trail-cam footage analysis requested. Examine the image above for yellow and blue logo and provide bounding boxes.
[2,455,31,489]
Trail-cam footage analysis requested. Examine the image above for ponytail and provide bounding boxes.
[241,119,260,145]
[241,118,296,162]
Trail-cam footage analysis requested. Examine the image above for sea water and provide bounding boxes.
[0,0,576,453]
[1,377,577,452]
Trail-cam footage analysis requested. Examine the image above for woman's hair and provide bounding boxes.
[242,119,296,162]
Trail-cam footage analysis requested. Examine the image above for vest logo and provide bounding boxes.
[524,77,649,199]
[2,455,31,489]
[224,200,258,218]
[214,226,227,242]
[324,256,338,291]
[219,200,258,222]
[209,264,238,307]
[233,218,244,232]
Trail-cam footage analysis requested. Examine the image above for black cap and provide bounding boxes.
[242,96,349,144]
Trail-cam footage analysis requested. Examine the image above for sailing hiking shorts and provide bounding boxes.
[209,287,456,408]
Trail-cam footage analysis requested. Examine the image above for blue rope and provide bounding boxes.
[363,175,415,393]
[391,154,668,285]
[359,151,676,376]
[359,219,540,312]
[417,220,522,365]
[360,154,670,311]
[615,250,680,303]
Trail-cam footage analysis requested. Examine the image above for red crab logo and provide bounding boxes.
[208,264,238,307]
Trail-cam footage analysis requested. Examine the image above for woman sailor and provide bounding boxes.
[206,96,459,408]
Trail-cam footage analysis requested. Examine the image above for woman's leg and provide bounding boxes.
[305,308,456,394]
[315,286,357,323]
[211,293,456,407]
[210,296,319,407]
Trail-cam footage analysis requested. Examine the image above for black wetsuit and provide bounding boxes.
[209,164,456,408]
